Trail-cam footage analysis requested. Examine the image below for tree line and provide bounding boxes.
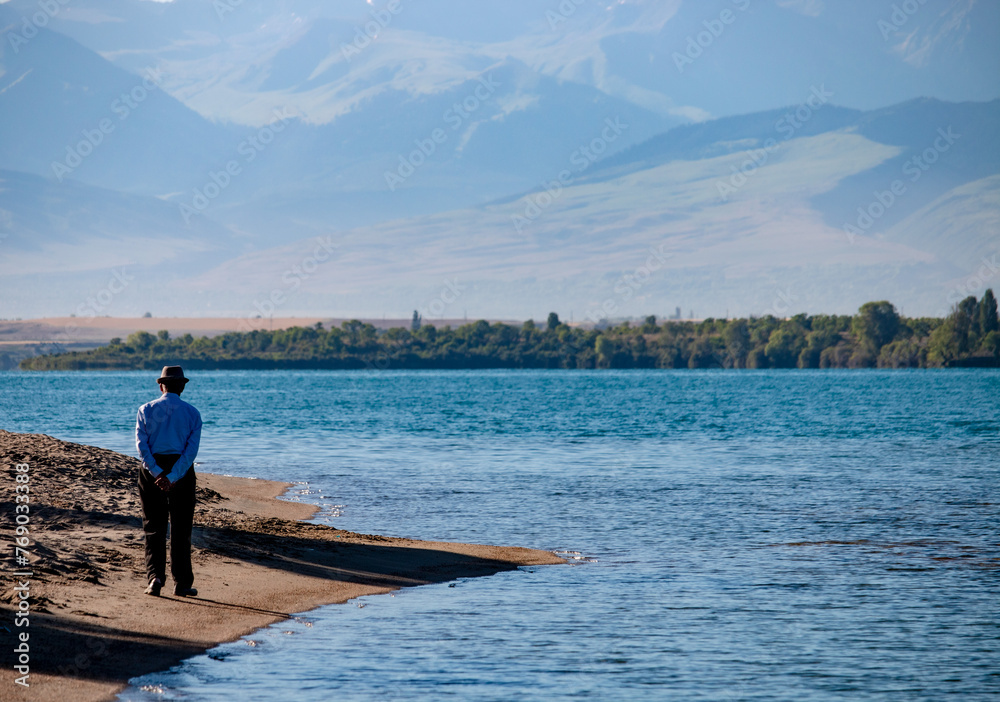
[20,292,1000,371]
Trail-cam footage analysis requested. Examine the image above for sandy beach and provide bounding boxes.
[0,430,563,702]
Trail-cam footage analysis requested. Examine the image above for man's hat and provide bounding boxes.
[157,366,189,384]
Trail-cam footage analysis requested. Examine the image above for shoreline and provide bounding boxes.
[0,431,564,702]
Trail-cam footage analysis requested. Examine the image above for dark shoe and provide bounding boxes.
[173,585,198,597]
[144,578,163,596]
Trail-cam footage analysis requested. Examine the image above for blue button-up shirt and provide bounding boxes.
[135,392,202,483]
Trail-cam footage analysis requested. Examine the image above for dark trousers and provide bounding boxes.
[138,453,196,587]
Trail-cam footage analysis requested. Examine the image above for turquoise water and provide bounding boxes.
[2,370,998,700]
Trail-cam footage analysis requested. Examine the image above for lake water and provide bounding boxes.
[2,370,998,701]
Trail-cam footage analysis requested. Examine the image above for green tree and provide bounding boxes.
[810,314,850,337]
[157,330,170,341]
[127,330,155,351]
[546,312,561,331]
[383,327,410,342]
[746,346,768,369]
[798,328,838,369]
[359,323,378,343]
[851,301,900,352]
[848,344,877,368]
[954,296,978,353]
[819,344,851,368]
[324,331,344,354]
[878,339,922,368]
[595,335,613,366]
[688,338,719,368]
[749,316,778,348]
[723,319,750,368]
[17,297,989,371]
[764,325,805,368]
[979,289,998,336]
[342,319,362,342]
[983,330,1000,360]
[927,319,959,366]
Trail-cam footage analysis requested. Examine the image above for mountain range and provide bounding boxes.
[1,0,997,320]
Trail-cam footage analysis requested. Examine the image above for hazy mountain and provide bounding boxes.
[0,16,238,195]
[174,96,999,321]
[0,169,240,318]
[22,98,981,323]
[582,96,1000,234]
[22,0,1000,122]
[0,0,997,320]
[0,169,239,273]
[0,3,673,238]
[175,123,968,321]
[2,90,996,319]
[883,174,1000,272]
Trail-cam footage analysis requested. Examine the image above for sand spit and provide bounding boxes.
[0,430,562,701]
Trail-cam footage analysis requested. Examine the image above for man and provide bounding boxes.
[135,365,202,597]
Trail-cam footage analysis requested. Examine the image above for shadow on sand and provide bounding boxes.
[7,520,534,685]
